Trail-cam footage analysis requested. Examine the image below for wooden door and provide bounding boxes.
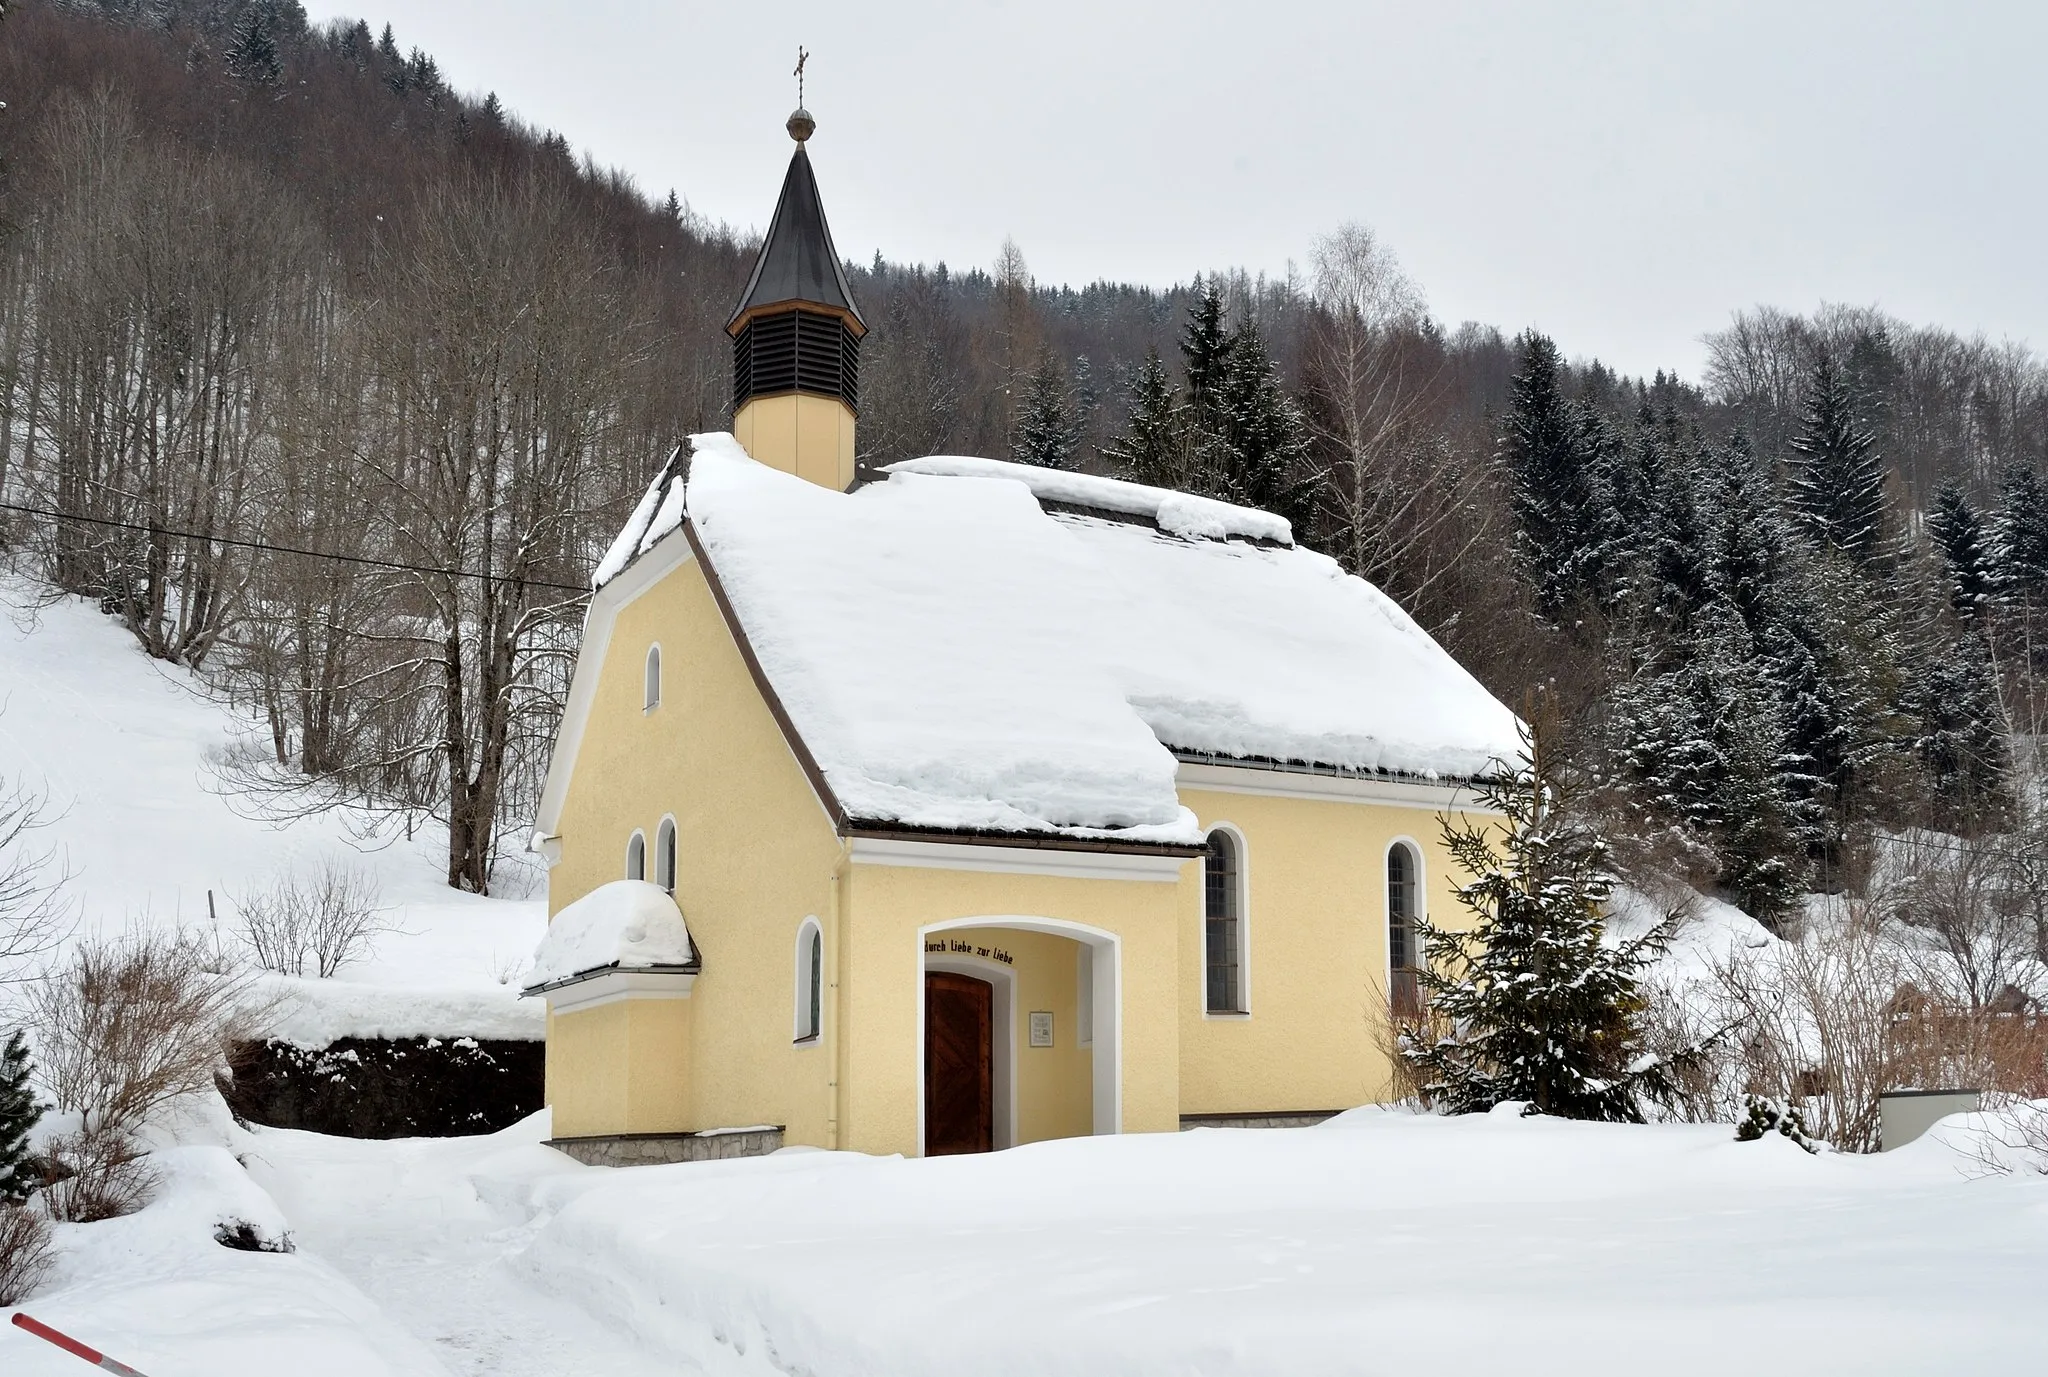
[924,972,993,1155]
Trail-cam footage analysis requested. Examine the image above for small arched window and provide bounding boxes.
[625,830,646,882]
[794,919,824,1042]
[644,644,662,712]
[1204,829,1245,1013]
[1388,842,1422,1016]
[655,817,677,893]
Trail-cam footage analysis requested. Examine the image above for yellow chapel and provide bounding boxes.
[525,105,1520,1166]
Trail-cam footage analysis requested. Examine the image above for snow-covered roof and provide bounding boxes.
[885,455,1294,546]
[641,434,1519,847]
[525,880,697,991]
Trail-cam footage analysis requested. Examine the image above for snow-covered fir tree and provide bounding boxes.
[0,1029,40,1202]
[1989,462,2048,608]
[1926,478,1995,622]
[1501,333,1616,621]
[1403,740,1675,1121]
[225,8,283,86]
[1010,354,1078,470]
[1104,351,1189,489]
[1785,355,1890,566]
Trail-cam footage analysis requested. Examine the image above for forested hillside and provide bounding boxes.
[2,0,2047,915]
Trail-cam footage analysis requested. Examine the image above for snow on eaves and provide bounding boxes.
[593,443,694,589]
[887,454,1294,546]
[683,437,1522,844]
[525,880,696,990]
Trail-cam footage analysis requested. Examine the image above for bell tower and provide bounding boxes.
[727,85,865,492]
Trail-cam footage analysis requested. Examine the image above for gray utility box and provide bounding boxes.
[1878,1089,1980,1151]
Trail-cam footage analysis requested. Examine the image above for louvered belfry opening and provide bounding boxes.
[731,308,860,415]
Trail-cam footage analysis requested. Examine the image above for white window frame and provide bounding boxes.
[625,829,647,882]
[644,642,663,713]
[1201,822,1251,1017]
[793,917,824,1045]
[655,815,677,893]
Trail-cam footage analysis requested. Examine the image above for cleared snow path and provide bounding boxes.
[241,1117,737,1377]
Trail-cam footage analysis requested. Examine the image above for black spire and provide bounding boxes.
[727,114,864,418]
[726,144,865,336]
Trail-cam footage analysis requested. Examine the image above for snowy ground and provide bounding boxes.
[5,1102,2044,1376]
[0,580,545,1038]
[5,582,2044,1374]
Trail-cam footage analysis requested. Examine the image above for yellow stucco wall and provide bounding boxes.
[732,393,856,491]
[546,549,843,1141]
[930,926,1093,1146]
[1176,786,1477,1114]
[547,997,693,1138]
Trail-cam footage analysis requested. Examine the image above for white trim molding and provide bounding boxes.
[1176,760,1499,813]
[851,836,1187,883]
[533,967,697,1015]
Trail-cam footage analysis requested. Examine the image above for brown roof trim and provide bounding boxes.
[727,300,867,340]
[845,821,1207,858]
[683,515,849,831]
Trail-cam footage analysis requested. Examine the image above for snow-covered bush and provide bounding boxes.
[38,1124,158,1222]
[1735,1094,1818,1153]
[24,931,257,1135]
[236,860,388,978]
[0,1200,54,1305]
[214,1216,294,1253]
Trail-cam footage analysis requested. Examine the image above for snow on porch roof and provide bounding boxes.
[636,434,1520,846]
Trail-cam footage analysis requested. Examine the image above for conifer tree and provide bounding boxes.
[1785,355,1890,565]
[1179,282,1233,420]
[1501,333,1614,620]
[0,1030,40,1203]
[1989,462,2048,608]
[1902,624,2011,833]
[225,10,282,86]
[1212,316,1311,519]
[1926,478,1994,622]
[1104,351,1190,489]
[1404,740,1675,1120]
[1010,354,1078,470]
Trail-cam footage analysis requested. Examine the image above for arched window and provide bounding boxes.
[655,817,677,893]
[794,919,824,1042]
[1388,842,1422,1017]
[1204,829,1245,1013]
[644,644,662,711]
[625,830,646,882]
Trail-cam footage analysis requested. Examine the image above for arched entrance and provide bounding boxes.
[918,916,1121,1156]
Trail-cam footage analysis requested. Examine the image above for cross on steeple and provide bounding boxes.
[794,46,807,109]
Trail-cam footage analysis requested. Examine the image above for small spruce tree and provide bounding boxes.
[1010,354,1078,470]
[1404,738,1675,1121]
[0,1030,41,1202]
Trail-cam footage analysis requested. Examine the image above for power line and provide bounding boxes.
[0,500,591,594]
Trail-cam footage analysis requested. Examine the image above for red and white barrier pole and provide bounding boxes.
[10,1313,153,1376]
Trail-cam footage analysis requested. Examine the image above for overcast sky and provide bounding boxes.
[302,1,2046,382]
